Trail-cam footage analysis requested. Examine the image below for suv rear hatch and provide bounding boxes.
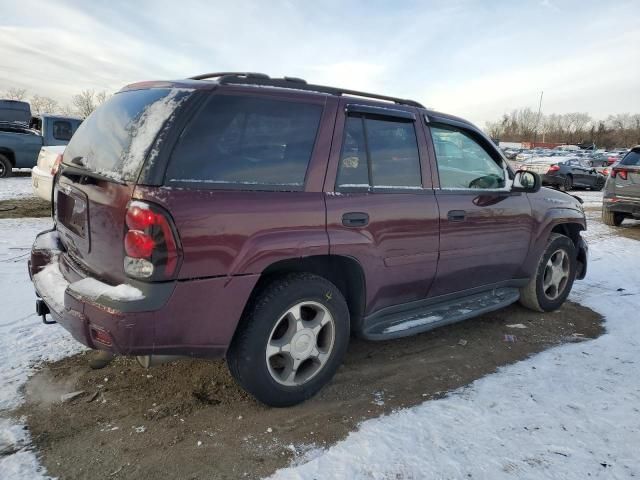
[611,149,640,198]
[55,87,193,285]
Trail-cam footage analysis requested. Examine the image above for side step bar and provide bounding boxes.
[362,288,520,341]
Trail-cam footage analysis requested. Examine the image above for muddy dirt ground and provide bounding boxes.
[18,302,603,480]
[0,197,50,219]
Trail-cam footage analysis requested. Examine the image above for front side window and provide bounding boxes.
[336,115,422,190]
[431,126,506,190]
[166,95,322,190]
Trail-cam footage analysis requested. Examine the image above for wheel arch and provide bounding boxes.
[249,255,366,332]
[551,222,587,279]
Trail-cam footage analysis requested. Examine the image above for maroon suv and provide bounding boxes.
[30,73,588,406]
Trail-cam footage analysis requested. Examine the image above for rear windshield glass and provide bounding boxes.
[63,88,193,181]
[620,151,640,166]
[165,95,322,190]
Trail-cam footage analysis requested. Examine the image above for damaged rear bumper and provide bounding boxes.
[29,229,259,358]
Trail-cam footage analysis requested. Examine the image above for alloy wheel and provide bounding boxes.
[542,249,570,300]
[265,301,336,387]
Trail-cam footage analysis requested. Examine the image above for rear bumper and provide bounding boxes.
[31,167,53,202]
[603,195,640,217]
[30,229,259,358]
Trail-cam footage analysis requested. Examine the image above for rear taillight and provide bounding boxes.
[51,154,63,176]
[123,201,182,280]
[607,157,617,165]
[547,165,560,173]
[611,168,628,180]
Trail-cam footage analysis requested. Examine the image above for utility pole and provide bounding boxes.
[533,90,544,146]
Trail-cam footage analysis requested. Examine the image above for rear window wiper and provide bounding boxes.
[60,164,127,185]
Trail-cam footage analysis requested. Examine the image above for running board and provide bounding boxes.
[362,288,520,341]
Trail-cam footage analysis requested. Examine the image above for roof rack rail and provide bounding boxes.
[189,72,269,81]
[189,72,424,108]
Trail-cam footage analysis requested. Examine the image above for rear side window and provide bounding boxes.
[53,120,73,141]
[620,151,640,166]
[166,95,322,190]
[336,115,421,190]
[63,88,193,181]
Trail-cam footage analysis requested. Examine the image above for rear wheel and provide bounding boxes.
[227,273,350,407]
[560,175,573,191]
[602,209,625,227]
[0,154,12,178]
[519,233,577,312]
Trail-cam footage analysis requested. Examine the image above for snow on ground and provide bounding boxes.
[1,203,639,480]
[271,224,640,479]
[574,189,603,208]
[0,176,35,201]
[0,218,83,477]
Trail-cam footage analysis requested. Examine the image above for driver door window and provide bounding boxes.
[430,126,505,190]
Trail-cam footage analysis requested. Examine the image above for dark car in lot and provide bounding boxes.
[603,146,640,226]
[522,156,605,191]
[29,73,588,406]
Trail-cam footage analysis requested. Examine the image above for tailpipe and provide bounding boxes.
[136,355,183,368]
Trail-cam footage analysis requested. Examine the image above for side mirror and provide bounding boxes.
[512,170,541,193]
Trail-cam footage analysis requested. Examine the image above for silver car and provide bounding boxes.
[603,146,640,226]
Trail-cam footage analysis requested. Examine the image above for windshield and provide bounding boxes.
[63,88,193,181]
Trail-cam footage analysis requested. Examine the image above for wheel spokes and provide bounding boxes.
[265,301,336,387]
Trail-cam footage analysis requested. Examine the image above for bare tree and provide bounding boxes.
[3,87,27,101]
[72,90,97,118]
[72,89,109,118]
[484,108,640,148]
[30,95,59,115]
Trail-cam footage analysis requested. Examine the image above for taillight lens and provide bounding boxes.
[51,154,63,176]
[607,157,617,165]
[124,230,155,258]
[611,168,628,180]
[602,168,609,176]
[123,201,182,280]
[547,165,560,173]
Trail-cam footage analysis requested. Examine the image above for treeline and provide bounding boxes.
[2,87,109,119]
[485,108,640,149]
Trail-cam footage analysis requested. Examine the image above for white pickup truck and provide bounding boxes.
[32,145,64,201]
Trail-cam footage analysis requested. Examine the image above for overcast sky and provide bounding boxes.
[0,0,638,126]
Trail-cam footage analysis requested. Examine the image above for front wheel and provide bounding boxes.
[0,154,12,178]
[227,273,350,407]
[519,233,577,312]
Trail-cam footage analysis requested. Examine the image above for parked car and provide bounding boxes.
[515,150,536,162]
[522,156,605,191]
[0,114,81,178]
[602,146,640,226]
[32,145,65,200]
[29,73,588,407]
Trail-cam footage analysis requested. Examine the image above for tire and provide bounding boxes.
[602,209,625,227]
[519,233,577,313]
[0,154,12,178]
[560,175,573,191]
[227,273,350,407]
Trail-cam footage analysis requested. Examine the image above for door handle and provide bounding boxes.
[342,212,369,227]
[447,210,466,222]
